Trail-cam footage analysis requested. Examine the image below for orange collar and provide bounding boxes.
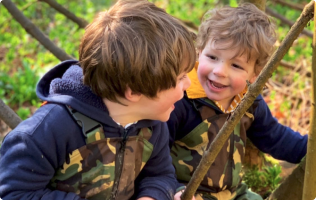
[186,62,247,113]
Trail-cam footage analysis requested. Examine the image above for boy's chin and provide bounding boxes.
[206,93,221,101]
[151,113,172,122]
[154,115,170,122]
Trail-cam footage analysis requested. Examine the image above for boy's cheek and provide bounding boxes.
[232,78,247,90]
[197,65,209,79]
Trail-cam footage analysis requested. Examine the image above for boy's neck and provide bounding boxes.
[213,91,246,114]
[103,99,141,127]
[215,99,233,111]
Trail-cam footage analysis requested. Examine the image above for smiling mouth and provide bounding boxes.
[209,80,228,89]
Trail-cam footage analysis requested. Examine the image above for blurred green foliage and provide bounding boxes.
[0,0,313,120]
[0,0,311,194]
[0,0,115,116]
[0,60,39,106]
[243,164,282,198]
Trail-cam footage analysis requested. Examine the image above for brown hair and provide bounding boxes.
[196,3,277,74]
[79,0,196,103]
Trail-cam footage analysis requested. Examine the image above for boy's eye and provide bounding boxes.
[232,64,244,70]
[179,74,187,81]
[207,55,217,60]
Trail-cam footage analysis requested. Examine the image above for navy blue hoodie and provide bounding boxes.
[0,60,176,200]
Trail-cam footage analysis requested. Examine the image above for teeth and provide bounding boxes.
[211,82,224,88]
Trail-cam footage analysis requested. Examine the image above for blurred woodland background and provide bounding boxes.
[0,0,313,198]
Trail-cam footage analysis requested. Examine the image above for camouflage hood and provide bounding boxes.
[36,60,159,131]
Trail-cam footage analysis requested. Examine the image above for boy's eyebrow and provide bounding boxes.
[232,55,247,62]
[204,46,219,53]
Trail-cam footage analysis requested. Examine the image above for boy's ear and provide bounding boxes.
[124,86,142,102]
[249,74,257,83]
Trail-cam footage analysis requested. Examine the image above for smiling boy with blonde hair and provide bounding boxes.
[170,3,307,200]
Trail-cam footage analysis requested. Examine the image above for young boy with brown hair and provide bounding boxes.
[170,3,307,200]
[0,0,196,199]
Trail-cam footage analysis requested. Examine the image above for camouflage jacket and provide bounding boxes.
[0,60,177,200]
[49,107,156,199]
[168,94,307,197]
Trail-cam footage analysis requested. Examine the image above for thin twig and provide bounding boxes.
[0,99,21,129]
[38,0,88,29]
[0,0,39,27]
[1,0,74,61]
[272,0,305,11]
[266,7,313,38]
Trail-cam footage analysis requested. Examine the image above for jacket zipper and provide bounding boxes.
[110,128,128,199]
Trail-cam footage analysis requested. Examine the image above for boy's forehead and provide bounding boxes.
[205,38,258,63]
[206,38,234,50]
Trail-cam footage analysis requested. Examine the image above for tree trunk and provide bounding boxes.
[268,158,306,200]
[241,0,266,11]
[244,139,265,169]
[1,0,74,61]
[302,2,316,199]
[181,1,314,199]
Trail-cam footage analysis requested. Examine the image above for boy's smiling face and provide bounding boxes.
[197,40,257,110]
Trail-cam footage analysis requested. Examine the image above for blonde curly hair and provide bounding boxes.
[196,3,277,74]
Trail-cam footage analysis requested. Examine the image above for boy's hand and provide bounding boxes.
[174,191,196,200]
[137,197,155,200]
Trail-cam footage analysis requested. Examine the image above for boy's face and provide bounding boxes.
[198,40,257,109]
[139,72,191,122]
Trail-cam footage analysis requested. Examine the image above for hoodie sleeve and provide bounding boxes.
[247,95,307,163]
[167,96,202,148]
[0,104,87,200]
[133,123,177,200]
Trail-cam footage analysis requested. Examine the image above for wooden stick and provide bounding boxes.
[0,99,21,129]
[1,0,74,61]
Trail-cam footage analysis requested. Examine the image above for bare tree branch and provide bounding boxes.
[1,0,74,61]
[180,19,198,32]
[279,60,297,70]
[181,1,315,199]
[266,7,313,38]
[272,0,305,11]
[0,0,39,27]
[279,60,311,77]
[38,0,88,29]
[0,99,21,129]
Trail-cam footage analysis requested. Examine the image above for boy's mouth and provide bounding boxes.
[209,80,228,89]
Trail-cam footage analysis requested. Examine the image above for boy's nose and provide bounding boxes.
[213,63,227,77]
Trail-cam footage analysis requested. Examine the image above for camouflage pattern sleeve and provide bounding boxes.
[132,123,178,200]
